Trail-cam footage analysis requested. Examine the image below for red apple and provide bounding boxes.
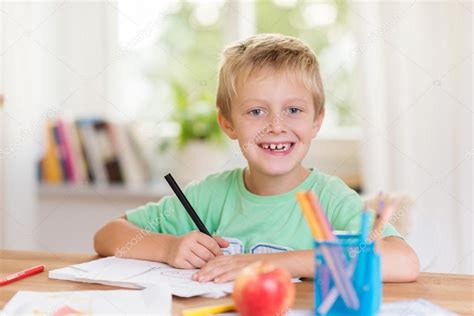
[232,261,295,316]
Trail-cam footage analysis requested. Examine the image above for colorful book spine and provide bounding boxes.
[56,119,76,183]
[38,118,149,187]
[76,119,108,185]
[41,122,63,183]
[65,121,88,184]
[108,122,147,188]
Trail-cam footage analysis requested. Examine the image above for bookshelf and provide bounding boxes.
[33,117,171,253]
[38,118,155,187]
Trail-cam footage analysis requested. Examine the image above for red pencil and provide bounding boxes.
[0,264,45,286]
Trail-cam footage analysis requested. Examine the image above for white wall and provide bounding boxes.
[0,1,4,248]
[1,1,40,250]
[36,190,160,253]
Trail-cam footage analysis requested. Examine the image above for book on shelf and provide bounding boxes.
[38,118,149,188]
[40,121,63,184]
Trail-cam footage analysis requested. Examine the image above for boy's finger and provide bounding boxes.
[187,252,207,268]
[213,236,230,248]
[198,264,230,282]
[178,259,195,269]
[191,243,215,262]
[196,234,222,256]
[214,270,237,283]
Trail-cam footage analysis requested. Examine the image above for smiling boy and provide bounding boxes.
[94,34,419,283]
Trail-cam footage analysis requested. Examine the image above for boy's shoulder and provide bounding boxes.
[311,168,350,189]
[310,168,360,201]
[186,168,243,192]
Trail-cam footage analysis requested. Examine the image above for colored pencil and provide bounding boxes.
[372,193,399,238]
[0,265,45,286]
[318,259,358,314]
[182,303,235,316]
[296,192,323,239]
[353,206,370,291]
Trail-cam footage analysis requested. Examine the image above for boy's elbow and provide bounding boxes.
[94,216,128,256]
[404,248,421,282]
[395,242,420,282]
[93,228,107,256]
[381,237,420,282]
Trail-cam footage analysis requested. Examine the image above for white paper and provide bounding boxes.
[379,299,456,315]
[49,256,233,298]
[2,285,171,315]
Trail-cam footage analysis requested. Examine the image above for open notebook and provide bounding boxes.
[49,256,233,298]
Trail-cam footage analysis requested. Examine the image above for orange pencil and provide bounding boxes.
[306,192,333,240]
[296,192,323,239]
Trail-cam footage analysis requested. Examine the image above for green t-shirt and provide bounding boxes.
[126,168,401,254]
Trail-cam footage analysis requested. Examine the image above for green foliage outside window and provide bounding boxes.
[146,0,354,149]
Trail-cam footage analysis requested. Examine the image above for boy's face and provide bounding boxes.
[218,69,324,177]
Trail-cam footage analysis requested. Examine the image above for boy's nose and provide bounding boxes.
[268,114,286,134]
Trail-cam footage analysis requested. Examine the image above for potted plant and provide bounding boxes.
[160,82,229,183]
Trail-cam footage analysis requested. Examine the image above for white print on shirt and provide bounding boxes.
[222,237,244,255]
[250,243,293,254]
[221,237,292,255]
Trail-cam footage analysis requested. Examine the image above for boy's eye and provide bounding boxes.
[249,108,264,116]
[287,107,302,115]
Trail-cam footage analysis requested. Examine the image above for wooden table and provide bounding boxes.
[1,250,473,315]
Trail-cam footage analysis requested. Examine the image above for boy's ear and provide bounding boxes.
[312,107,325,138]
[217,109,238,140]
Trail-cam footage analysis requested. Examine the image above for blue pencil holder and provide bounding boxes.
[313,234,382,316]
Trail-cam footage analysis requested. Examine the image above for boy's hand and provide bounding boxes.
[192,253,258,283]
[165,231,229,269]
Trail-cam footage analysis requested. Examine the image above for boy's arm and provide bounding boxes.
[378,236,420,282]
[94,216,229,269]
[194,237,420,283]
[94,216,175,262]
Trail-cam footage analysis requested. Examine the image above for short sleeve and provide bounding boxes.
[125,182,202,235]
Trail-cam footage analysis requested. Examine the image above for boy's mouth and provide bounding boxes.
[257,142,295,153]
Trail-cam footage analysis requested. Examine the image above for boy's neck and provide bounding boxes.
[243,166,310,196]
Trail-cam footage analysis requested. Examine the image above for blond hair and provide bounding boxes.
[216,33,325,121]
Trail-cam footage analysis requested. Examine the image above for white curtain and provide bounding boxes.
[354,1,472,274]
[0,1,115,250]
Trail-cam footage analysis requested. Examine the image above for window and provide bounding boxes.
[255,0,357,133]
[116,0,357,139]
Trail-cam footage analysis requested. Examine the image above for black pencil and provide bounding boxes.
[164,173,212,237]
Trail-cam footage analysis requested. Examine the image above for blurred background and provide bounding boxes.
[0,0,471,275]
